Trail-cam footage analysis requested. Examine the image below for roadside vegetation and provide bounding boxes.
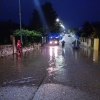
[13,29,41,46]
[67,21,100,49]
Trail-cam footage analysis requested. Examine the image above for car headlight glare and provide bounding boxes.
[55,41,57,44]
[50,41,52,44]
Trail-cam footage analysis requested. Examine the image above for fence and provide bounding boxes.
[80,37,92,47]
[80,37,99,51]
[0,45,13,57]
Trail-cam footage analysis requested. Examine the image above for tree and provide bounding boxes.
[28,2,58,33]
[0,19,27,45]
[42,2,58,32]
[82,21,93,37]
[91,22,100,38]
[68,28,79,34]
[0,20,18,44]
[29,9,42,32]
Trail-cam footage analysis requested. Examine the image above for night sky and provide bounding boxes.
[0,0,100,29]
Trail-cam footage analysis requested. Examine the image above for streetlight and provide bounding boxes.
[19,0,23,45]
[56,18,65,29]
[60,23,65,30]
[56,18,60,22]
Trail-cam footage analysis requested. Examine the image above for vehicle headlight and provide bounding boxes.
[55,41,58,44]
[50,41,52,44]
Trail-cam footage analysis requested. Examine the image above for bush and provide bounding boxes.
[13,29,42,46]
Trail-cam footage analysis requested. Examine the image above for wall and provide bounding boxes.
[80,37,92,47]
[80,37,100,51]
[0,45,13,57]
[0,43,41,57]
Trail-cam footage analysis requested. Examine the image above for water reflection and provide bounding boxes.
[93,50,99,62]
[73,50,78,59]
[54,68,67,82]
[17,56,22,73]
[62,48,65,56]
[71,49,80,59]
[47,46,67,83]
[80,47,100,62]
[47,46,59,76]
[49,46,59,60]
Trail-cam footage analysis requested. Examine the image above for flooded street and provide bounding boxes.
[0,49,49,86]
[0,37,100,99]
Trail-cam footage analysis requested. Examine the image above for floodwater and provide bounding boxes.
[0,49,49,86]
[0,37,100,99]
[0,43,100,87]
[38,44,100,100]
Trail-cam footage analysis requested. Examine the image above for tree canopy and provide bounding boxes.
[28,2,58,33]
[82,21,93,37]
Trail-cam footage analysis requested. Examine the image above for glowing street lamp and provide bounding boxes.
[56,18,60,22]
[60,24,65,29]
[56,18,66,33]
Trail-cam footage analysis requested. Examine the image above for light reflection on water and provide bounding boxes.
[93,50,99,62]
[81,47,100,62]
[49,46,58,60]
[47,46,67,82]
[81,47,92,57]
[47,45,100,83]
[47,46,60,76]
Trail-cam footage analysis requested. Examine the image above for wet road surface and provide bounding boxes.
[0,35,100,100]
[0,49,50,100]
[0,49,49,86]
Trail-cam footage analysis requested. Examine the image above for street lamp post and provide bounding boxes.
[19,0,23,45]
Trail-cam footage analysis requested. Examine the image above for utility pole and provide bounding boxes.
[19,0,23,45]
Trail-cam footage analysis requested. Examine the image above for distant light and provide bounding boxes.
[55,41,58,44]
[56,18,59,22]
[60,24,65,29]
[50,41,52,44]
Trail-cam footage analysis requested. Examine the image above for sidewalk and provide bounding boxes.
[32,84,98,100]
[0,86,37,100]
[0,78,99,100]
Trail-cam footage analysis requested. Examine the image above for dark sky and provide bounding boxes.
[0,0,100,29]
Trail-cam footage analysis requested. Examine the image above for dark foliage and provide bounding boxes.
[91,22,100,37]
[82,21,93,37]
[28,2,58,33]
[0,19,26,44]
[28,9,42,32]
